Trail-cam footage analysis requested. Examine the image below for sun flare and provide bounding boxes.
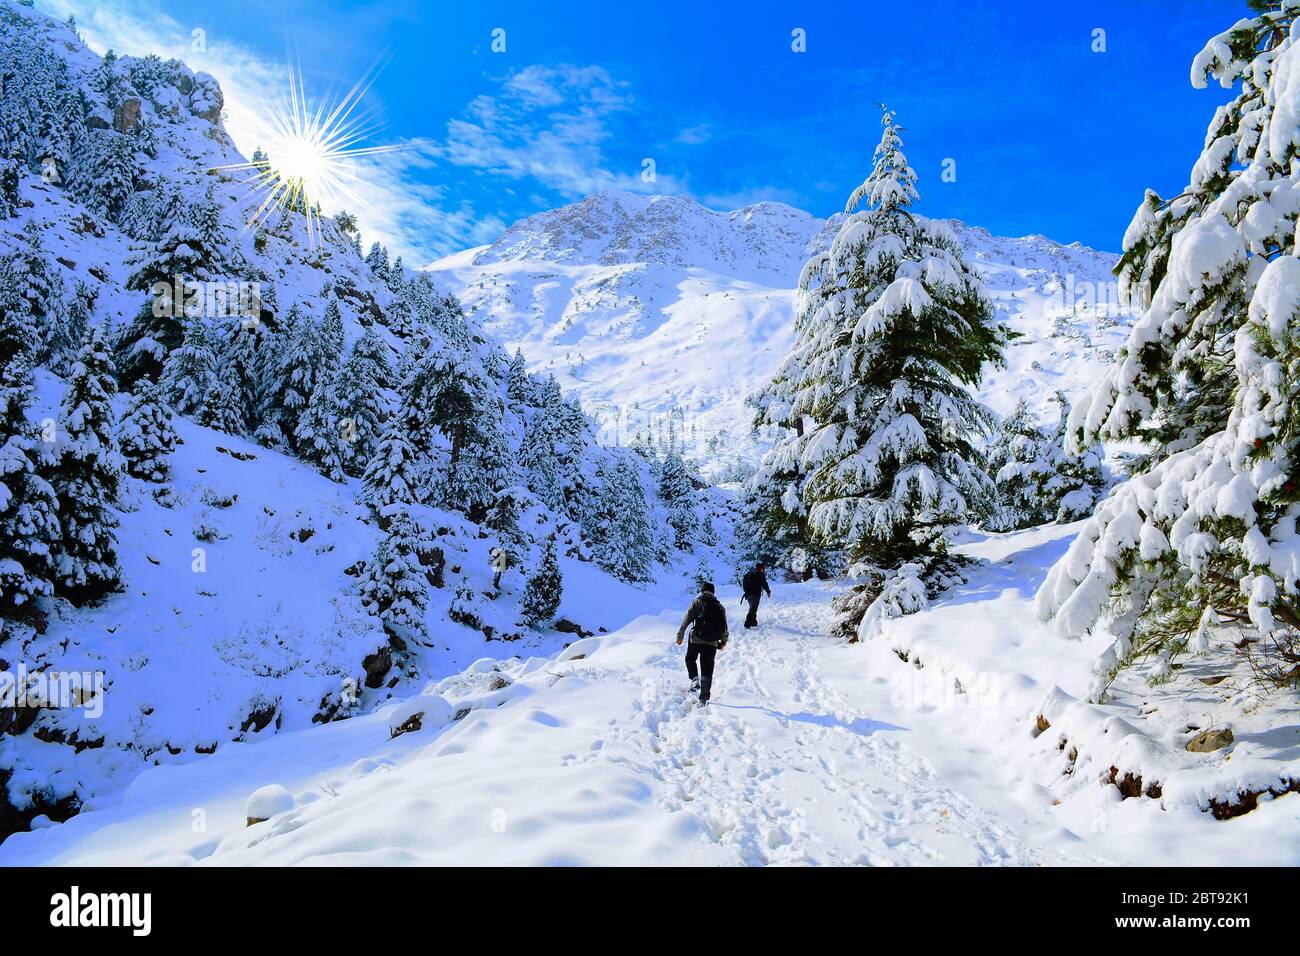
[216,57,401,246]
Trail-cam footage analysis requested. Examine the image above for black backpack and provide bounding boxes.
[692,594,726,643]
[742,570,761,595]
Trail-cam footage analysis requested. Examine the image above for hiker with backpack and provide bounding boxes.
[741,562,772,629]
[675,581,728,705]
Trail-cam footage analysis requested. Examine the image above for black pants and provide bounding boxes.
[744,593,761,628]
[685,642,717,700]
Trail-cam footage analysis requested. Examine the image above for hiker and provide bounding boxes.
[741,562,771,628]
[675,581,728,705]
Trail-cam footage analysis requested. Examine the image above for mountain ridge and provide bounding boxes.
[425,190,1130,478]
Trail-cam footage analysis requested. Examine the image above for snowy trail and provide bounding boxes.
[1,582,1090,866]
[571,589,1081,866]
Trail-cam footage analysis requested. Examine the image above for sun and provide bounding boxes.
[217,58,401,246]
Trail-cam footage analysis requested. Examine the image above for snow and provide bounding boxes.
[245,784,295,823]
[3,0,1298,868]
[4,523,1295,866]
[424,192,1131,481]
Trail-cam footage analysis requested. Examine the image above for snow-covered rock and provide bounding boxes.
[245,784,295,825]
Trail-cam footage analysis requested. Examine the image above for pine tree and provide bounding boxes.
[198,355,245,435]
[658,449,698,552]
[590,455,654,582]
[365,242,389,278]
[10,220,69,366]
[985,400,1054,532]
[295,377,346,481]
[87,48,128,120]
[761,106,1010,637]
[398,339,489,459]
[334,330,389,476]
[56,281,93,376]
[52,326,122,603]
[1038,5,1300,699]
[117,381,177,482]
[66,128,137,220]
[506,348,531,405]
[359,510,428,638]
[743,328,841,578]
[362,421,419,523]
[116,195,231,385]
[319,299,345,378]
[161,315,216,415]
[441,394,515,520]
[273,305,320,448]
[485,486,529,588]
[0,355,60,614]
[691,554,713,593]
[521,533,563,626]
[1038,392,1105,523]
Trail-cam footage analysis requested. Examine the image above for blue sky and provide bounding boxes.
[41,0,1240,261]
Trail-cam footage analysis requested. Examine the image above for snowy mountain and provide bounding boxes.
[0,1,733,840]
[426,191,1132,478]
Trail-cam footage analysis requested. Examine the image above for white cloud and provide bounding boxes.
[673,123,712,146]
[436,64,684,199]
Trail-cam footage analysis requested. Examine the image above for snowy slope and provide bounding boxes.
[6,523,1295,866]
[0,2,738,840]
[425,192,1131,478]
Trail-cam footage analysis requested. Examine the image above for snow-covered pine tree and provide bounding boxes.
[767,106,1010,638]
[365,242,389,279]
[87,47,127,120]
[0,348,59,614]
[56,281,93,376]
[398,334,492,484]
[985,399,1054,532]
[117,195,231,385]
[658,449,698,552]
[197,354,245,435]
[161,315,216,416]
[10,220,69,366]
[485,486,529,589]
[295,377,346,481]
[333,330,390,476]
[273,305,320,449]
[1037,392,1105,523]
[744,368,829,577]
[505,348,532,405]
[52,326,122,603]
[1038,4,1300,699]
[443,400,515,521]
[691,553,713,593]
[521,533,563,626]
[590,455,654,583]
[519,401,564,511]
[65,128,137,220]
[361,421,419,524]
[319,299,345,379]
[117,381,177,483]
[358,509,428,639]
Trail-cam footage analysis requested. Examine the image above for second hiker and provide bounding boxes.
[741,562,771,628]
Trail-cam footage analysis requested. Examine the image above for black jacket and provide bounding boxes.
[676,592,729,648]
[742,569,771,599]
